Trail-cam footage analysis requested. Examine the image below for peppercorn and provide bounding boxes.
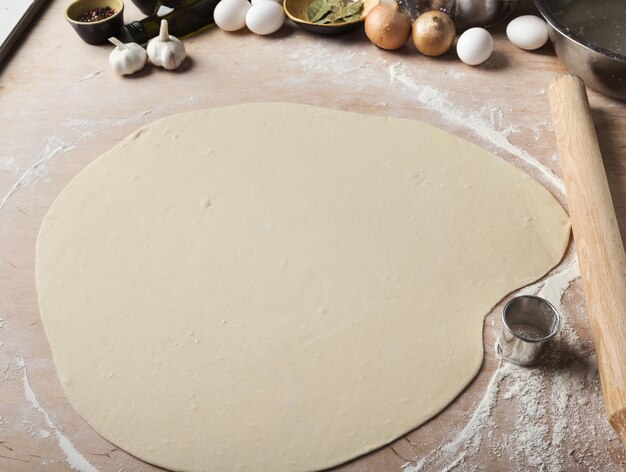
[78,6,115,22]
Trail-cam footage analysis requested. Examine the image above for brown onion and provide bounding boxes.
[412,10,456,56]
[364,1,412,51]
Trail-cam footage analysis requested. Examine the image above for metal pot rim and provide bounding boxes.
[533,0,626,63]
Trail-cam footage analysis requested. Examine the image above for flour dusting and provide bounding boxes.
[0,94,205,216]
[20,357,98,472]
[79,70,104,81]
[401,253,622,471]
[388,63,565,197]
[406,363,512,472]
[0,137,76,213]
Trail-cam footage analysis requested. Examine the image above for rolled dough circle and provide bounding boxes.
[37,103,570,471]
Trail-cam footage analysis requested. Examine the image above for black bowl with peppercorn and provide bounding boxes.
[65,0,124,45]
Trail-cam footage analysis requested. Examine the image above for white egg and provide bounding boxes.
[245,1,285,35]
[251,0,282,5]
[214,0,251,31]
[506,15,549,50]
[456,28,494,66]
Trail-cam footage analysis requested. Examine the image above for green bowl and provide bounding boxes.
[65,0,125,45]
[284,0,378,35]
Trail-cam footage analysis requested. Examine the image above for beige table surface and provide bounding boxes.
[1,0,626,470]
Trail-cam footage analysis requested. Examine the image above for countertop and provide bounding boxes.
[1,0,626,470]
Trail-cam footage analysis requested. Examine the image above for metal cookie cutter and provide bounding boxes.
[496,295,561,366]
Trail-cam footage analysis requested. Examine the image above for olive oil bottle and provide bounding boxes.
[128,0,158,15]
[119,0,221,44]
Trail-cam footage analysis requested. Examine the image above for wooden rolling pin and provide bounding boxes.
[548,75,626,447]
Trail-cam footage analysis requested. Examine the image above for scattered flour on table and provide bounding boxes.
[0,137,76,213]
[79,70,104,82]
[387,63,564,197]
[0,93,204,217]
[62,93,204,139]
[405,254,619,471]
[19,357,98,472]
[284,42,563,198]
[445,68,467,80]
[284,38,369,75]
[2,156,19,172]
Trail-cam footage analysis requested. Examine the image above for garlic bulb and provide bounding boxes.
[146,20,187,70]
[108,37,147,76]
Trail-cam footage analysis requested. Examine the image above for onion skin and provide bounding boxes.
[365,2,412,51]
[412,10,456,56]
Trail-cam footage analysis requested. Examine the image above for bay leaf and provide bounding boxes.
[330,0,362,21]
[341,12,362,22]
[327,0,342,10]
[314,9,334,23]
[309,0,362,24]
[307,0,332,22]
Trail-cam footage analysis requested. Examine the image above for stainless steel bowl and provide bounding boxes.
[454,0,519,29]
[399,0,518,28]
[535,0,626,100]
